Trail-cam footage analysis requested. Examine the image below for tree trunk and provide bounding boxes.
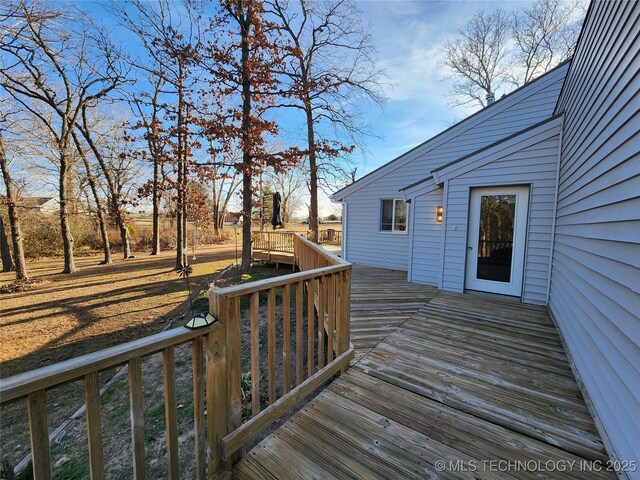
[304,100,319,243]
[182,150,188,260]
[74,132,111,265]
[212,205,219,235]
[240,14,253,272]
[86,174,111,265]
[59,145,76,274]
[115,208,131,259]
[0,136,27,280]
[241,170,252,271]
[151,158,161,255]
[212,176,219,235]
[176,163,184,269]
[175,66,186,269]
[77,108,131,260]
[0,215,13,273]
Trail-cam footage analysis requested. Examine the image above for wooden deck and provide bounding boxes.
[235,265,613,479]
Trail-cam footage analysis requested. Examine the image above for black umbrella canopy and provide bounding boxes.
[271,191,283,229]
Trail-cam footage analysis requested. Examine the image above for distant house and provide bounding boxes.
[20,197,60,213]
[333,1,638,472]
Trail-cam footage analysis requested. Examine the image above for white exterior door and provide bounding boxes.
[465,186,529,297]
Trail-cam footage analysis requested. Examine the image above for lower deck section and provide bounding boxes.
[235,266,613,479]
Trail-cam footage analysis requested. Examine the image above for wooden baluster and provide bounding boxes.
[307,278,315,378]
[205,312,226,473]
[250,292,260,416]
[191,338,206,480]
[317,276,325,369]
[267,232,271,258]
[84,372,105,480]
[27,389,51,480]
[128,357,146,480]
[327,274,335,363]
[267,287,276,403]
[295,281,304,386]
[282,283,291,394]
[163,346,179,480]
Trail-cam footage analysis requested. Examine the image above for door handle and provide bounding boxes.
[468,246,473,251]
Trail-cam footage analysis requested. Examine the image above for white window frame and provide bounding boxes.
[379,198,408,234]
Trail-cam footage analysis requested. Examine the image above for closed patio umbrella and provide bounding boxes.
[271,191,283,229]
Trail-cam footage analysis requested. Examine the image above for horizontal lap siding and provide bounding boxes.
[349,66,568,273]
[409,183,442,286]
[344,171,412,269]
[549,1,640,472]
[442,132,561,305]
[339,62,569,201]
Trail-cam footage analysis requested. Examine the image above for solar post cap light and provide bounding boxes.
[184,312,216,330]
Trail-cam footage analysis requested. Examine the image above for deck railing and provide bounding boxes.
[251,231,295,254]
[317,229,341,246]
[252,229,342,256]
[0,324,223,480]
[212,234,352,462]
[0,234,352,480]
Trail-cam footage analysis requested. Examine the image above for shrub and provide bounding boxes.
[16,212,232,259]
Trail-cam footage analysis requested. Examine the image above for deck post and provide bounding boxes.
[207,294,228,477]
[209,291,243,473]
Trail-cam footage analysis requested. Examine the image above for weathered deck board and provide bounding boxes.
[235,266,614,479]
[350,266,438,361]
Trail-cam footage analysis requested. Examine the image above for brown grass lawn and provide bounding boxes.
[0,223,341,477]
[0,222,340,378]
[0,243,238,379]
[0,223,341,476]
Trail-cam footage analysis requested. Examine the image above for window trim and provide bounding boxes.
[379,198,409,234]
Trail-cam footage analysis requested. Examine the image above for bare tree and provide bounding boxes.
[71,130,112,264]
[75,107,135,259]
[441,9,512,108]
[267,0,385,242]
[441,3,585,108]
[512,0,583,84]
[0,132,28,280]
[265,165,305,223]
[130,74,167,255]
[0,1,125,273]
[206,145,241,234]
[115,0,203,269]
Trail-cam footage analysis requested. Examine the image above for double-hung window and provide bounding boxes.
[380,199,407,232]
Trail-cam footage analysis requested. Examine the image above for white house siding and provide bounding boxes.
[338,62,569,271]
[548,1,640,472]
[439,120,562,304]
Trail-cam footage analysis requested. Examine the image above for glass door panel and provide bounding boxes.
[476,195,516,283]
[465,186,529,297]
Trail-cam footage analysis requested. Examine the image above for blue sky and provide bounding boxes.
[16,0,547,215]
[300,0,539,213]
[351,1,531,174]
